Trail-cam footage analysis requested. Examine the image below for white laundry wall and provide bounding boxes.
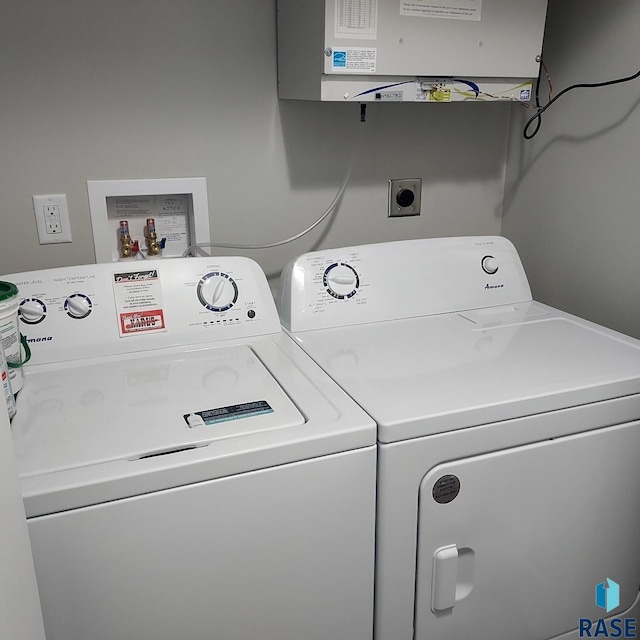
[503,0,640,340]
[0,1,509,283]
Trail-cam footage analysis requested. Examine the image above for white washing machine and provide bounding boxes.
[278,236,640,640]
[6,256,377,640]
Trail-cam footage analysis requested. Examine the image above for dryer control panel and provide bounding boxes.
[4,257,281,365]
[279,236,533,332]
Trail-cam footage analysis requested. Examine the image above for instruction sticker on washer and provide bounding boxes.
[113,269,167,336]
[184,401,274,428]
[332,47,377,73]
[400,0,482,21]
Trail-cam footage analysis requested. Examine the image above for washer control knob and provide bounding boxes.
[64,294,92,319]
[481,255,499,275]
[197,272,239,312]
[19,298,47,324]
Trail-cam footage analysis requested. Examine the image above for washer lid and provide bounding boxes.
[291,302,640,443]
[14,344,305,478]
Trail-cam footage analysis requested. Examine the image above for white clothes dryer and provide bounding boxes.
[6,256,376,640]
[278,236,640,640]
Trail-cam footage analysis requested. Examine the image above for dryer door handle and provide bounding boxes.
[431,545,459,611]
[431,544,475,612]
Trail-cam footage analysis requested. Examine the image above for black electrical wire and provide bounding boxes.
[525,59,545,139]
[523,64,640,140]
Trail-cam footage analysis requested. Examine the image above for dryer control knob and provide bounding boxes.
[323,263,360,299]
[481,256,499,275]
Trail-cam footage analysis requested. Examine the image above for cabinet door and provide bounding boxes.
[415,421,640,640]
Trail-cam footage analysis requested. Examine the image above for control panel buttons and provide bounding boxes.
[481,255,499,275]
[19,298,47,324]
[197,272,239,312]
[64,294,92,319]
[323,263,359,299]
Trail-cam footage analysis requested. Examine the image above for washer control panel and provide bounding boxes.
[4,257,281,365]
[279,236,533,332]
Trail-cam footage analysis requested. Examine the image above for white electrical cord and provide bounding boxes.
[181,128,361,256]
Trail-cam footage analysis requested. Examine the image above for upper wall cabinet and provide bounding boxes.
[277,0,549,103]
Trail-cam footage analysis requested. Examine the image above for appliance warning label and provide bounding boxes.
[113,269,167,336]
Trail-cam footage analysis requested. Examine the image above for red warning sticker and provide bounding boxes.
[113,269,166,337]
[120,309,165,334]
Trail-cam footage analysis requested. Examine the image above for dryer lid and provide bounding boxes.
[292,302,640,443]
[13,344,305,478]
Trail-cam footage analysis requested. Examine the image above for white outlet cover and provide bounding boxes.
[33,194,73,244]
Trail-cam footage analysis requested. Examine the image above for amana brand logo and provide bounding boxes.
[485,283,504,290]
[579,578,637,638]
[26,336,53,343]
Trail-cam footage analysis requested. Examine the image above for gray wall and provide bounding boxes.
[503,0,640,339]
[0,0,509,284]
[3,1,638,331]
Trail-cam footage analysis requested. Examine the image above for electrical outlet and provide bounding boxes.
[44,205,62,234]
[388,178,422,217]
[33,194,72,244]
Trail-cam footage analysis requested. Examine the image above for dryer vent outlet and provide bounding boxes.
[388,179,422,217]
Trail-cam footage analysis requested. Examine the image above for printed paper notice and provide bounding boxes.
[400,0,482,21]
[332,47,377,73]
[113,269,166,337]
[335,0,377,39]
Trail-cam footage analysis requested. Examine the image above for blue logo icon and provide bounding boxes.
[580,578,636,637]
[596,578,620,613]
[333,50,346,68]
